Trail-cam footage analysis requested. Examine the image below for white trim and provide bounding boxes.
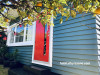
[32,22,36,64]
[49,16,53,67]
[7,21,36,47]
[32,22,36,45]
[7,41,33,46]
[23,26,26,42]
[14,26,16,43]
[96,15,100,69]
[6,26,10,46]
[32,13,53,67]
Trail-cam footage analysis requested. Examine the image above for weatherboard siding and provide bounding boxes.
[52,13,100,75]
[8,46,33,65]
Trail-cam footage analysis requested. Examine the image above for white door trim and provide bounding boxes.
[32,15,53,67]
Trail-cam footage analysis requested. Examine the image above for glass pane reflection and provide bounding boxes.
[15,25,24,42]
[25,24,33,41]
[10,27,15,43]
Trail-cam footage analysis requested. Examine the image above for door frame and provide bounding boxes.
[32,16,53,67]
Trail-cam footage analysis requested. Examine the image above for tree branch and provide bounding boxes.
[0,3,17,9]
[9,0,21,6]
[0,12,9,19]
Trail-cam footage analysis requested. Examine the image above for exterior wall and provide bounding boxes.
[52,13,100,75]
[9,46,33,65]
[8,13,100,75]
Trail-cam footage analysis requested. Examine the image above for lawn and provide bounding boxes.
[0,65,9,75]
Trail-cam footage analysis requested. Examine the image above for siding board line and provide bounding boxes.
[53,56,99,62]
[53,64,99,73]
[53,52,99,56]
[55,13,92,21]
[53,33,98,38]
[53,48,98,50]
[52,67,80,75]
[54,23,96,32]
[54,29,97,35]
[54,18,95,27]
[53,38,98,42]
[55,14,93,23]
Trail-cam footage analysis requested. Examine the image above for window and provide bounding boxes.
[7,22,36,46]
[10,27,15,43]
[15,25,24,42]
[25,24,33,41]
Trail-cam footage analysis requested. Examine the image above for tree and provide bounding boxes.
[0,0,100,27]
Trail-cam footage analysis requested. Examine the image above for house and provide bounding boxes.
[7,13,100,75]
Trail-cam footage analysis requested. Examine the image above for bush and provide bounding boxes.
[0,26,7,64]
[4,49,20,68]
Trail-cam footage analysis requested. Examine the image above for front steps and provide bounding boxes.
[8,65,61,75]
[8,68,34,75]
[24,65,50,75]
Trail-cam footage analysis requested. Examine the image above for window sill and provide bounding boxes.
[7,41,33,47]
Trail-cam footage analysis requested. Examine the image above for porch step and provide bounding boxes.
[8,68,35,75]
[23,65,50,75]
[8,65,61,75]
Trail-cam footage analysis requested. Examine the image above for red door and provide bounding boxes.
[34,20,50,62]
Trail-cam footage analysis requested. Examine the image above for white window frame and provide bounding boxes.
[7,21,36,46]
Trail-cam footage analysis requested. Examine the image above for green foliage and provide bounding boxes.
[9,17,20,25]
[0,45,8,59]
[0,0,100,27]
[5,49,19,61]
[0,17,8,27]
[0,27,7,61]
[11,49,19,61]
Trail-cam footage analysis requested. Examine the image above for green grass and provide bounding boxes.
[0,65,9,75]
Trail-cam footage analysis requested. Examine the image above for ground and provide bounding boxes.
[0,65,9,75]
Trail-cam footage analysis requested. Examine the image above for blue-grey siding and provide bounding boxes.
[9,46,33,65]
[52,13,99,75]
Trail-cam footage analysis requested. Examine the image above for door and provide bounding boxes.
[32,19,53,67]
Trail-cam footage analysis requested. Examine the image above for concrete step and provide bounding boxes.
[8,68,35,75]
[8,65,61,75]
[23,65,50,75]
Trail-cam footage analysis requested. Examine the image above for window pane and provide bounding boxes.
[10,27,15,43]
[25,24,33,41]
[15,25,24,42]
